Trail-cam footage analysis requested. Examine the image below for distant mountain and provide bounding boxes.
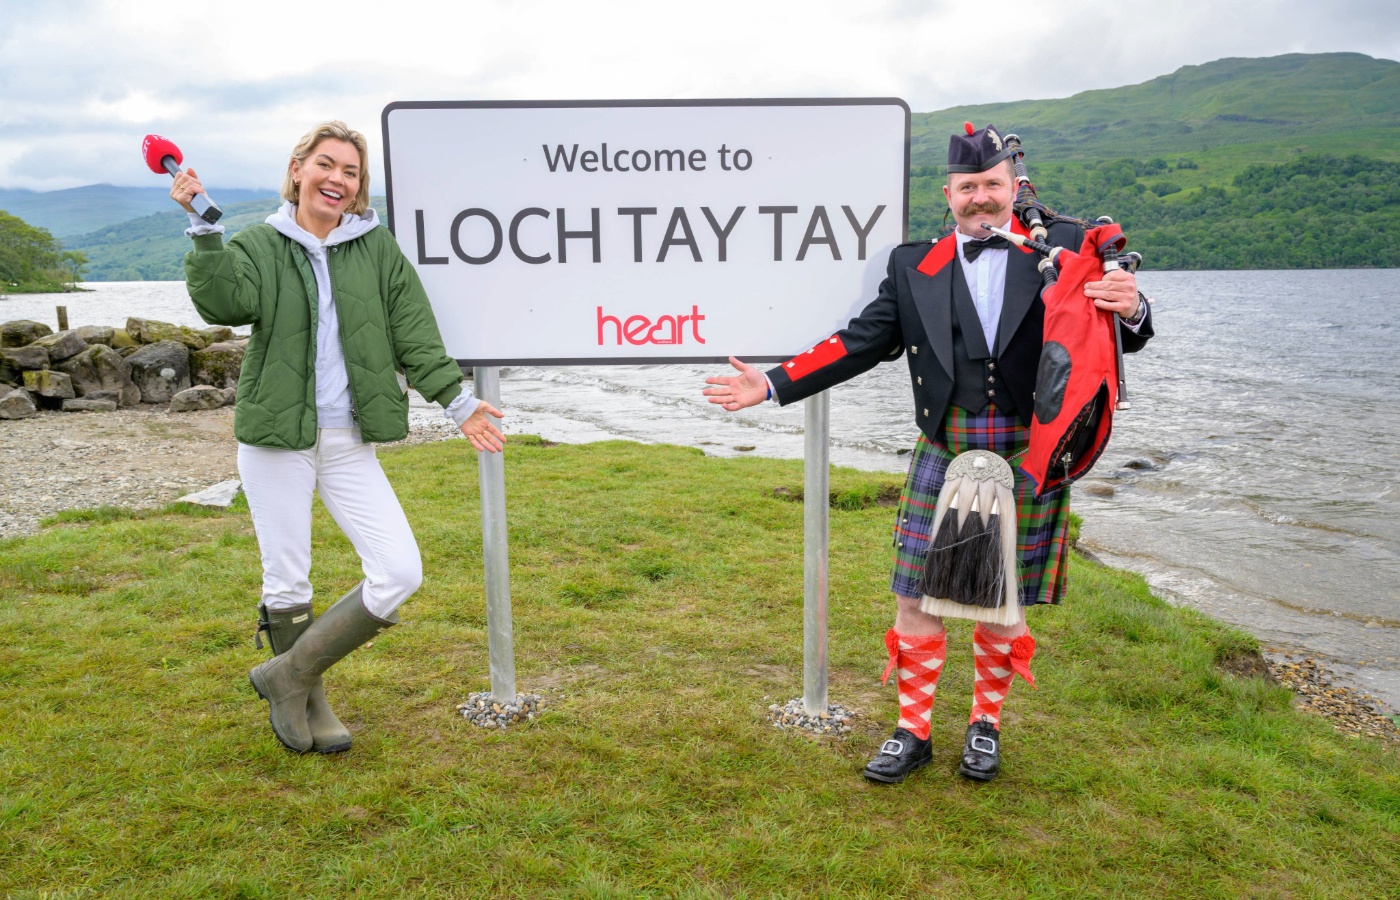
[0,184,278,239]
[65,197,389,281]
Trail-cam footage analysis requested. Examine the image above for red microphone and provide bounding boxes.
[143,134,222,224]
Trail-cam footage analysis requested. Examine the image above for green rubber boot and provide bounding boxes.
[248,584,396,753]
[255,602,354,754]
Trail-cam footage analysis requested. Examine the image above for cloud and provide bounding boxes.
[0,0,1395,190]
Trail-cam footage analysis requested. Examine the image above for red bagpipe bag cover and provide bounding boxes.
[1022,224,1126,499]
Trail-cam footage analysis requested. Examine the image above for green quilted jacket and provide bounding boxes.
[184,225,463,449]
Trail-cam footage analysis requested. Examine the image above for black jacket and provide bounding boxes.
[765,221,1154,441]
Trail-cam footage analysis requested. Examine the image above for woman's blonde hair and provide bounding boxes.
[281,120,372,215]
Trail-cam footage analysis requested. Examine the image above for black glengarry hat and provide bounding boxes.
[947,122,1014,174]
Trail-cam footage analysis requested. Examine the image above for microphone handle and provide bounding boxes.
[162,155,223,225]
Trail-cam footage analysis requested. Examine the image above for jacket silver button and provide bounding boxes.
[988,361,996,370]
[911,345,918,354]
[917,376,922,385]
[988,376,996,383]
[923,408,929,416]
[988,389,996,397]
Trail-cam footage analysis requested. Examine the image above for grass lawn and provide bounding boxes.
[1,437,1396,898]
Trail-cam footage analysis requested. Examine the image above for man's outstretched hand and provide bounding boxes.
[703,357,769,411]
[460,401,505,453]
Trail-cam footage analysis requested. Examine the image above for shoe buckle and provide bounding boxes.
[970,735,997,754]
[879,739,905,756]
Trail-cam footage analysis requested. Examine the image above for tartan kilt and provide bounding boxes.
[890,404,1072,606]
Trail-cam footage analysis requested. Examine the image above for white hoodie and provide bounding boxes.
[188,204,478,431]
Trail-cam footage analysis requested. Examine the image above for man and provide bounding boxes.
[703,123,1153,783]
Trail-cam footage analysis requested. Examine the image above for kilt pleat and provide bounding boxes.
[890,404,1071,606]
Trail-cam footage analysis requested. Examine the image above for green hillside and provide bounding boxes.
[902,52,1400,267]
[910,52,1400,168]
[0,185,278,240]
[66,197,389,281]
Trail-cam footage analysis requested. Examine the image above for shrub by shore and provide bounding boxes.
[0,438,1396,897]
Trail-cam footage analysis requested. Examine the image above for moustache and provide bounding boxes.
[958,200,1004,216]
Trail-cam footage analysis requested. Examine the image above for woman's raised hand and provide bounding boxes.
[170,167,206,215]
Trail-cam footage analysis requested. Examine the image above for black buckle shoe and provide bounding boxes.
[863,727,933,784]
[958,719,1000,781]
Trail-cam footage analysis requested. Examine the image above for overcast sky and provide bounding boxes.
[1,0,1396,193]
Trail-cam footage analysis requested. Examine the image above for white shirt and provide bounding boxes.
[954,218,1013,353]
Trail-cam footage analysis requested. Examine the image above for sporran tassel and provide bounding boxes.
[918,509,963,600]
[945,494,997,606]
[918,450,1023,626]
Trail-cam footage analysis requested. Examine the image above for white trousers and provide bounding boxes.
[237,428,422,619]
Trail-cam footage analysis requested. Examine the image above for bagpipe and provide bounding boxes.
[982,133,1142,500]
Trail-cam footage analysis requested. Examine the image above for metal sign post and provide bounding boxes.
[473,366,516,701]
[803,391,830,716]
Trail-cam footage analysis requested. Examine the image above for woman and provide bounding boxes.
[172,121,503,754]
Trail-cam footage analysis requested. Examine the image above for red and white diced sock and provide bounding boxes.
[882,628,947,741]
[969,623,1037,729]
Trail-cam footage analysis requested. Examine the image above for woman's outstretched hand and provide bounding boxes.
[460,401,505,453]
[170,168,206,215]
[703,356,769,411]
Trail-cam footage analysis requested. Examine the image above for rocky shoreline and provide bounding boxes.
[1,316,245,419]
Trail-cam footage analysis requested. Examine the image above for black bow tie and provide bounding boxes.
[962,234,1011,262]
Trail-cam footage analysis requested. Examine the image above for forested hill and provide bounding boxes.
[0,185,278,240]
[904,52,1400,268]
[909,52,1400,167]
[21,52,1400,275]
[62,197,389,282]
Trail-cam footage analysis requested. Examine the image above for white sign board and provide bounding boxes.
[381,100,909,365]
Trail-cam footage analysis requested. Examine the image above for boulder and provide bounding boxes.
[1,345,50,371]
[0,361,15,386]
[111,328,137,349]
[53,346,102,395]
[0,319,53,348]
[0,386,37,419]
[125,317,207,350]
[117,346,139,358]
[62,397,119,412]
[22,369,75,399]
[55,344,141,406]
[84,389,123,405]
[74,325,116,346]
[169,384,226,412]
[177,479,242,507]
[200,325,237,344]
[190,341,244,389]
[221,386,237,406]
[30,329,87,362]
[127,340,191,403]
